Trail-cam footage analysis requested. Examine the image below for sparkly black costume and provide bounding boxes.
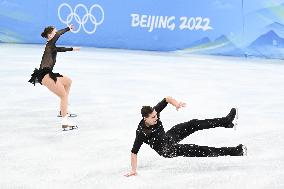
[131,99,243,158]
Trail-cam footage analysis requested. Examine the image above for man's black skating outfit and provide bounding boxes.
[131,98,245,158]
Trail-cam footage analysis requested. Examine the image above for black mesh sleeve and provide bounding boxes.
[50,27,70,44]
[153,98,168,113]
[56,47,73,52]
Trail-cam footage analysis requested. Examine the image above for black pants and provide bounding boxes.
[160,117,241,158]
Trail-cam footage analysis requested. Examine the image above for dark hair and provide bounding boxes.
[41,26,55,38]
[141,106,154,118]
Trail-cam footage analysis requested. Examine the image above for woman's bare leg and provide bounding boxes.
[57,76,72,114]
[42,75,68,117]
[58,76,72,96]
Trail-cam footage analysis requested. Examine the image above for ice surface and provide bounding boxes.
[0,44,283,189]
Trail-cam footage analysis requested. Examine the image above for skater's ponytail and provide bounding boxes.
[41,26,55,38]
[141,106,154,118]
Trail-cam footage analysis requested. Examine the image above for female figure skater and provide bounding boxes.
[28,24,79,130]
[125,96,247,177]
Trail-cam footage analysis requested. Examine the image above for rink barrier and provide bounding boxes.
[0,0,284,59]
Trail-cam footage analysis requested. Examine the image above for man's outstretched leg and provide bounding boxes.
[161,143,246,158]
[166,108,237,144]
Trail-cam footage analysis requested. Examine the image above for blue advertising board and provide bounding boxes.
[1,0,284,59]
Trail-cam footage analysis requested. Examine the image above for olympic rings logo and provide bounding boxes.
[58,3,104,34]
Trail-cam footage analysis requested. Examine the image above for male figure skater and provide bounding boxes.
[125,96,247,177]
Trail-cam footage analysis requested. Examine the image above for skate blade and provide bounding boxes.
[58,113,78,118]
[62,125,78,131]
[233,108,238,130]
[242,145,247,156]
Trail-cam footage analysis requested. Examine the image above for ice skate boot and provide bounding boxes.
[226,108,238,130]
[57,111,77,118]
[61,116,78,131]
[235,144,247,156]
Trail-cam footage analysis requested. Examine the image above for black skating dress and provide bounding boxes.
[28,27,73,85]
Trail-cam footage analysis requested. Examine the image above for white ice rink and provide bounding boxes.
[0,44,284,189]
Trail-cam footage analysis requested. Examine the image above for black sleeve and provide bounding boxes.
[56,47,73,52]
[153,98,168,113]
[131,130,144,154]
[50,27,70,44]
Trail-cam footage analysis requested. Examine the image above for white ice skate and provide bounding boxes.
[61,116,78,131]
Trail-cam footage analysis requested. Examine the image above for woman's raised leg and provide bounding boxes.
[58,75,72,96]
